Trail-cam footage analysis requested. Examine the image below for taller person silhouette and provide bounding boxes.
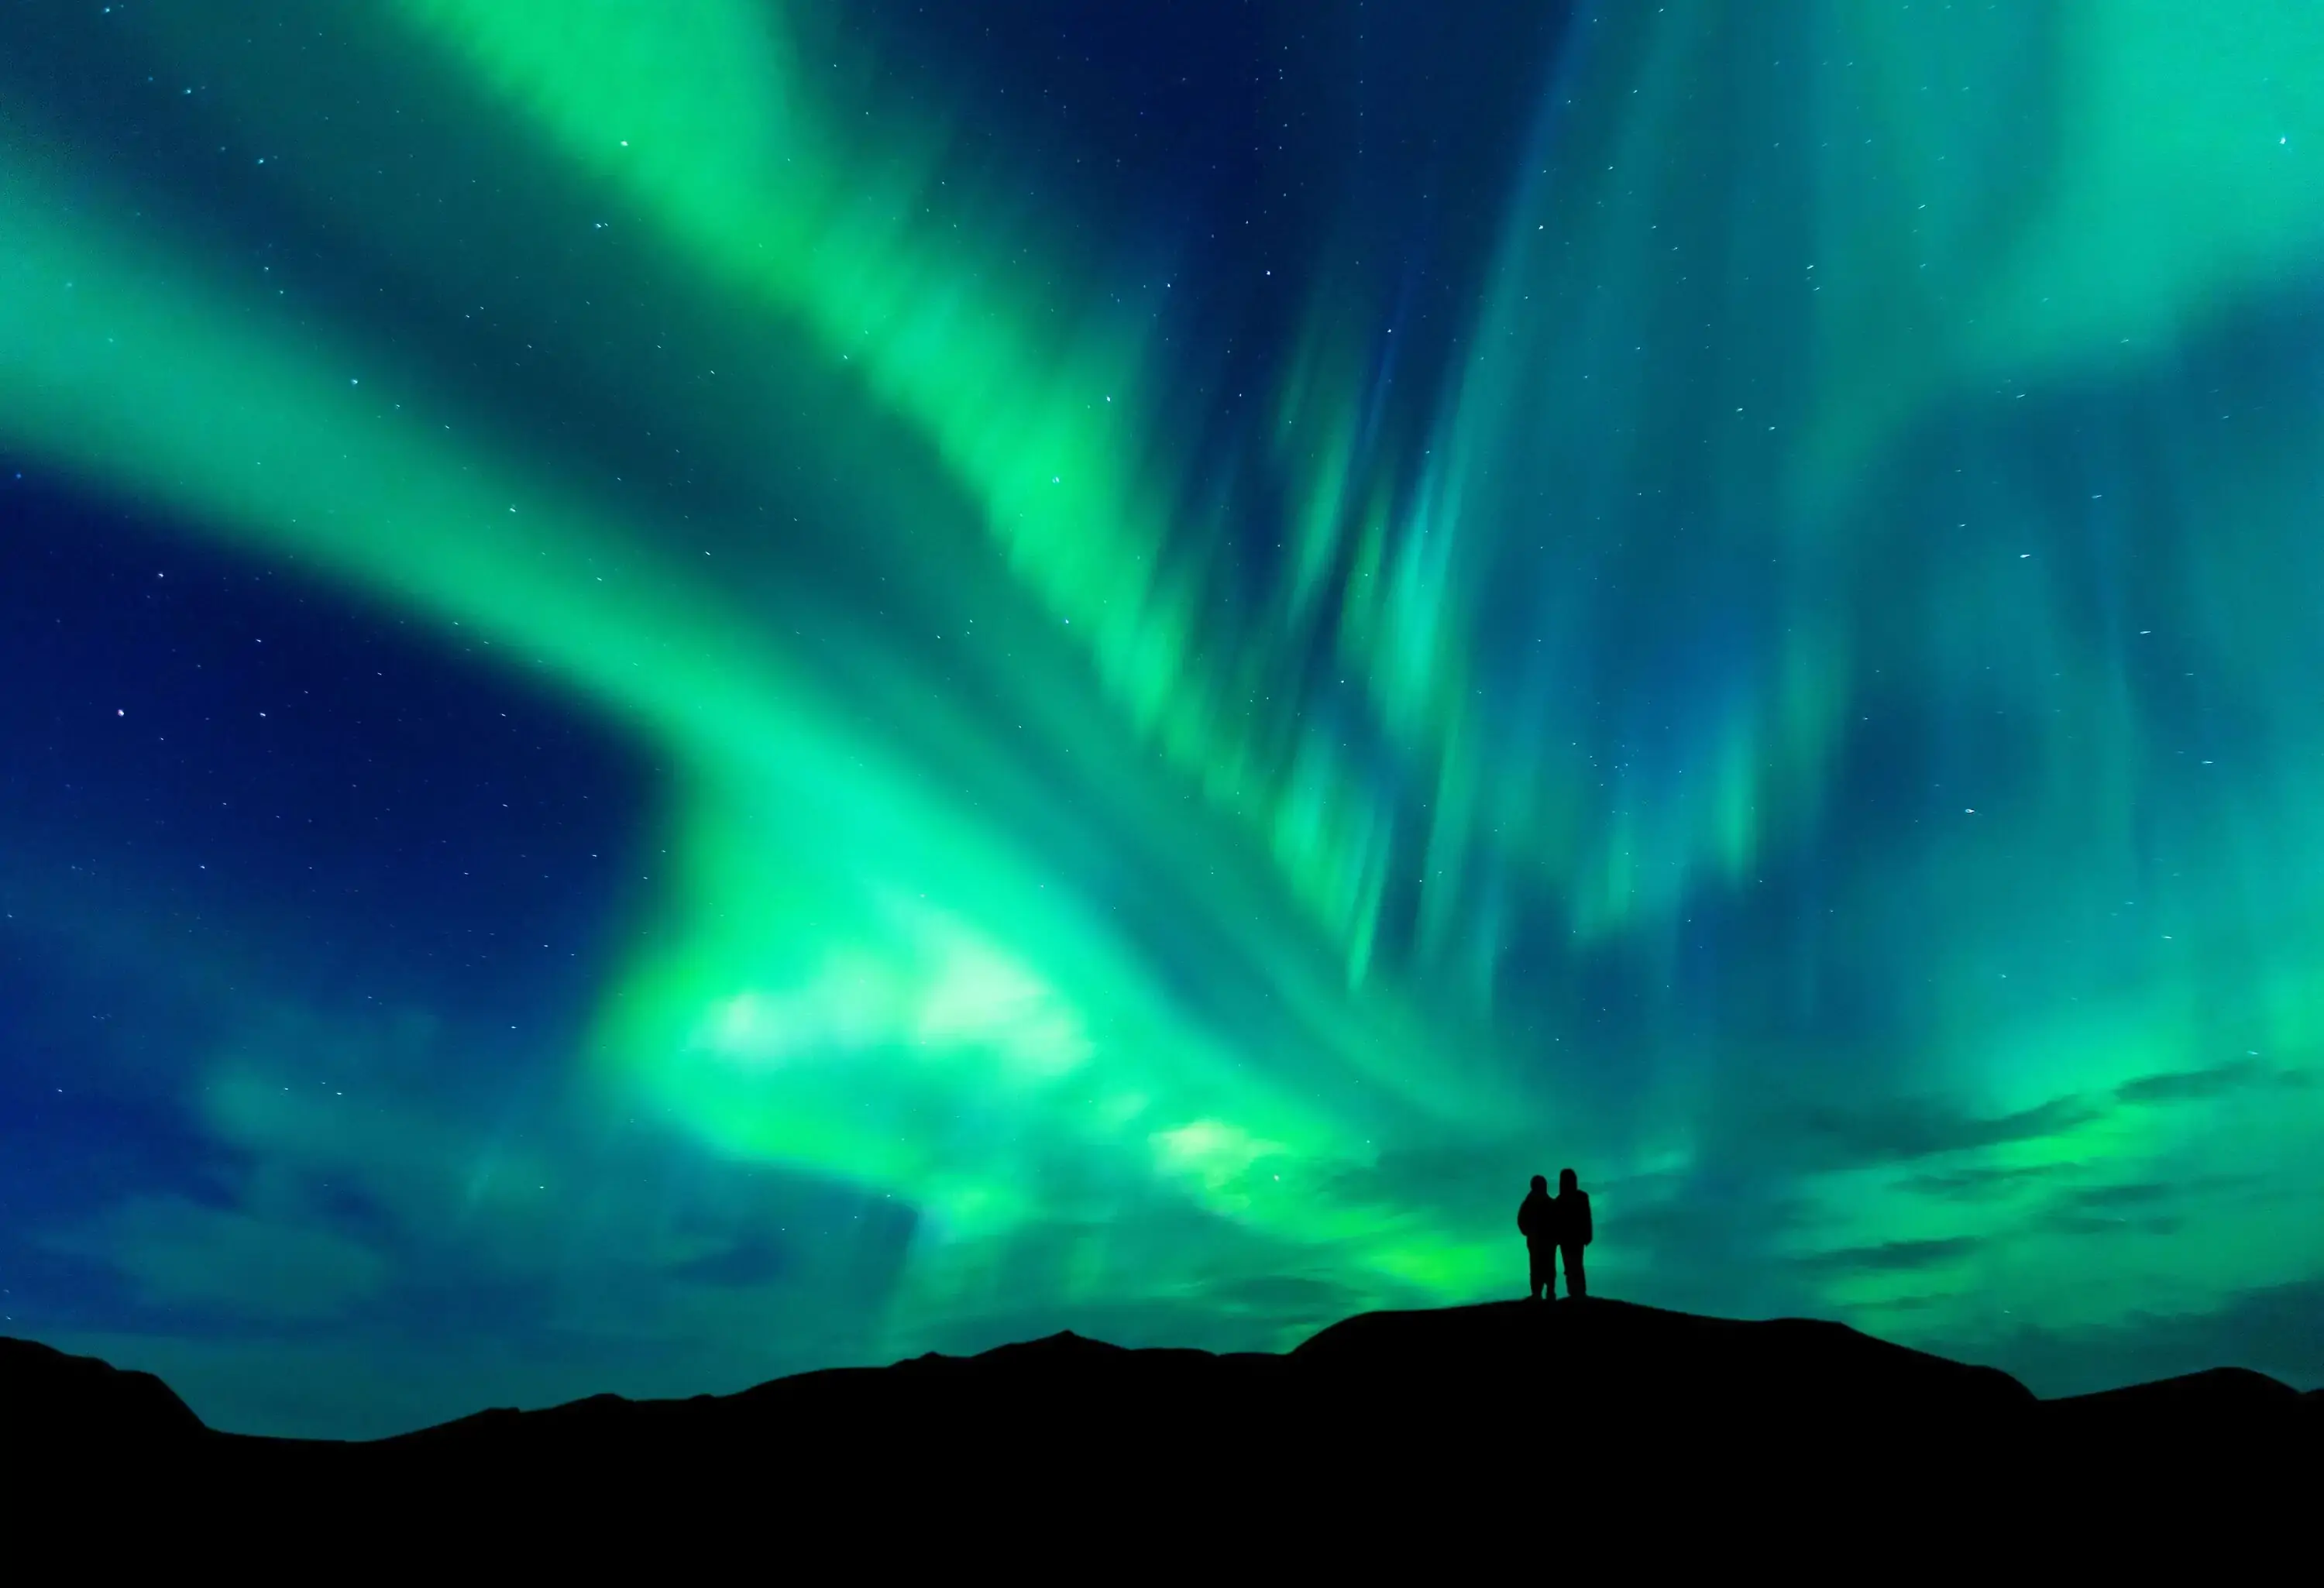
[1518,1174,1558,1300]
[1553,1167,1592,1300]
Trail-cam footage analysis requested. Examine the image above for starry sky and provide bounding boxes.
[4,1,2322,1438]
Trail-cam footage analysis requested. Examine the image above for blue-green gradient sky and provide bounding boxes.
[5,1,2322,1437]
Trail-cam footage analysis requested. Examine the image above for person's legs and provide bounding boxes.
[1561,1244,1587,1299]
[1529,1248,1553,1300]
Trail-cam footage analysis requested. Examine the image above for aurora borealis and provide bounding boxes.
[4,1,2322,1438]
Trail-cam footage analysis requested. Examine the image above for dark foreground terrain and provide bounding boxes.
[8,1299,2318,1532]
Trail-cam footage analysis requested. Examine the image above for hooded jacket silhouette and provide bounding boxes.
[1518,1176,1558,1299]
[1553,1168,1591,1298]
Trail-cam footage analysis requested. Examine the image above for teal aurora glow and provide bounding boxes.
[2,2,2321,1437]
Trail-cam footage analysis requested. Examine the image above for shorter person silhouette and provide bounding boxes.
[1518,1174,1558,1300]
[1553,1167,1593,1300]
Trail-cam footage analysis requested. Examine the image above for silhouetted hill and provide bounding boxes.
[0,1335,206,1452]
[1295,1297,2037,1431]
[9,1301,2316,1517]
[2045,1363,2318,1436]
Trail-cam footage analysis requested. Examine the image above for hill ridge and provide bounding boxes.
[8,1299,2316,1480]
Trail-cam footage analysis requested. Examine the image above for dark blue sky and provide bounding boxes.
[5,2,2322,1436]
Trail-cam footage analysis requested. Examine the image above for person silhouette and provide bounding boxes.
[1553,1167,1593,1300]
[1518,1174,1558,1299]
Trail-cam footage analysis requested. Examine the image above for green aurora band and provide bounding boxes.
[4,2,2323,1433]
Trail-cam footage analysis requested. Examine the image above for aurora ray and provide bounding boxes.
[2,1,2320,1436]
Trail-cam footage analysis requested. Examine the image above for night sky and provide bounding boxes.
[5,1,2322,1439]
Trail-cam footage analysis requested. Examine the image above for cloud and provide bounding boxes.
[1314,1139,1543,1209]
[59,1195,389,1322]
[2059,1180,2177,1209]
[1199,1273,1373,1317]
[2021,1172,2259,1237]
[1770,1093,2100,1171]
[1790,1236,1982,1277]
[667,1234,790,1287]
[1850,1293,1951,1314]
[2037,1212,2180,1237]
[1938,1276,2324,1397]
[2113,1059,2305,1105]
[1896,1162,2080,1200]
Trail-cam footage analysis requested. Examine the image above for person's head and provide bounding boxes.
[1530,1174,1549,1194]
[1559,1168,1578,1192]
